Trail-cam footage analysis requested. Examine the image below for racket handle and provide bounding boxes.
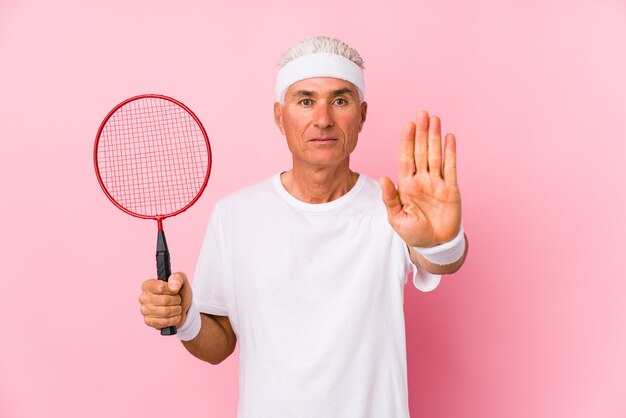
[156,230,177,336]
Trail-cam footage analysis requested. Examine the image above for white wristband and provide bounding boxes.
[412,225,466,265]
[176,300,202,341]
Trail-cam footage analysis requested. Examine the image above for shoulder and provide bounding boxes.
[218,174,275,205]
[211,174,278,220]
[353,173,386,212]
[356,174,383,200]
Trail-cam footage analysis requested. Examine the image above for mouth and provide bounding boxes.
[309,138,338,143]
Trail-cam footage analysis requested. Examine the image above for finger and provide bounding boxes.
[141,303,183,319]
[443,133,458,186]
[414,111,429,173]
[398,121,416,178]
[143,315,181,330]
[142,279,169,294]
[379,177,403,219]
[141,278,180,296]
[428,115,443,178]
[138,292,182,307]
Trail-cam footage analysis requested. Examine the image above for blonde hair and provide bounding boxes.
[278,36,364,69]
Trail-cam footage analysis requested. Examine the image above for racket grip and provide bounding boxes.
[156,230,177,336]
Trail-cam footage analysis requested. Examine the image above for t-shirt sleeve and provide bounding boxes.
[192,203,229,316]
[411,263,442,292]
[399,231,442,292]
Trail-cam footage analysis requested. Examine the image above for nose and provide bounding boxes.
[313,103,333,129]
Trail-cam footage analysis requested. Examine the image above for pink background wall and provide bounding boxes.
[1,0,625,417]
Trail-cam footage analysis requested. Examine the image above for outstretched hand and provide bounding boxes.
[380,111,462,248]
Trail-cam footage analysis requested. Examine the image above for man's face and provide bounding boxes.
[274,77,367,170]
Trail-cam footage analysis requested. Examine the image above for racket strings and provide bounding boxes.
[97,97,209,217]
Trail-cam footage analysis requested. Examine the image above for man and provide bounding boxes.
[139,36,468,417]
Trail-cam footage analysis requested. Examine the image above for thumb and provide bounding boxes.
[379,177,403,218]
[167,272,187,293]
[169,272,193,313]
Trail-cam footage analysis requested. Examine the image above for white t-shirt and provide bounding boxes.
[193,173,441,418]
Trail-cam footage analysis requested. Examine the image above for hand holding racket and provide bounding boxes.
[94,94,211,336]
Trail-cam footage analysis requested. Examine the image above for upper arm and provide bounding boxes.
[210,314,237,353]
[182,313,237,365]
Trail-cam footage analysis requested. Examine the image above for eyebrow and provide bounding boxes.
[291,87,358,99]
[331,88,357,98]
[293,90,315,98]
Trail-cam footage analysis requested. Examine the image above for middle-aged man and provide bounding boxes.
[139,36,468,417]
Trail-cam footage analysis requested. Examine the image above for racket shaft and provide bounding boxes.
[156,230,177,336]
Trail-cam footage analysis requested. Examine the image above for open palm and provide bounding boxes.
[380,111,462,248]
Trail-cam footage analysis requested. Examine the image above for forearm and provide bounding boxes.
[182,313,237,365]
[409,233,469,275]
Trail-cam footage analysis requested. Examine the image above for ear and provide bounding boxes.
[274,102,285,135]
[358,101,368,133]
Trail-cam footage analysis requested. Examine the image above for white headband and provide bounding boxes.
[275,52,365,104]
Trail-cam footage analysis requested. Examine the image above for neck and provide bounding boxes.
[281,160,358,204]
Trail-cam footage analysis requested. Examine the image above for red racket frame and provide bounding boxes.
[93,94,212,230]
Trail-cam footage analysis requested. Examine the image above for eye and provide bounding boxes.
[299,98,312,107]
[334,98,347,106]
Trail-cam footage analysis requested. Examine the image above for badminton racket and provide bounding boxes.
[94,94,211,336]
